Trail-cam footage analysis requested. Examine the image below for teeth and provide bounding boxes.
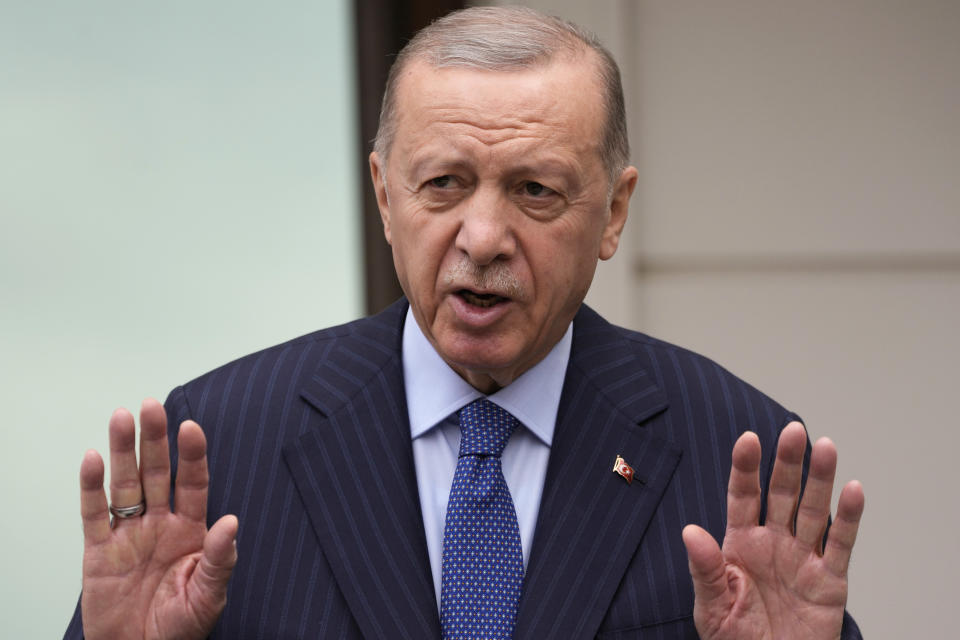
[460,290,503,308]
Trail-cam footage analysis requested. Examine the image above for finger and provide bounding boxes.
[682,524,732,610]
[80,450,111,545]
[194,515,239,596]
[138,398,171,515]
[824,480,865,577]
[794,437,837,550]
[764,421,807,531]
[725,431,763,530]
[108,408,143,514]
[186,515,239,625]
[174,421,209,523]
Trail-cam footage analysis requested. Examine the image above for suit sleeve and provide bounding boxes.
[842,610,864,639]
[163,385,194,508]
[62,602,83,640]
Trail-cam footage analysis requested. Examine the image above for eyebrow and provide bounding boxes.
[507,159,580,178]
[407,156,471,178]
[407,146,580,176]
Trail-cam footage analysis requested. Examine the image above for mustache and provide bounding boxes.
[443,260,526,299]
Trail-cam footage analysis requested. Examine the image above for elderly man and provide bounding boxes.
[66,6,863,640]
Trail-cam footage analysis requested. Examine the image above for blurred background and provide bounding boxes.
[1,1,957,637]
[1,1,362,636]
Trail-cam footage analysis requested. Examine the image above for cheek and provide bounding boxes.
[391,211,458,293]
[527,230,600,310]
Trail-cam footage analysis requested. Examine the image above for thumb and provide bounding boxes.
[682,524,731,609]
[189,515,239,614]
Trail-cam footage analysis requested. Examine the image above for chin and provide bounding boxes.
[436,334,521,377]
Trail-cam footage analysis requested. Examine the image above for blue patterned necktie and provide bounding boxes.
[440,398,524,640]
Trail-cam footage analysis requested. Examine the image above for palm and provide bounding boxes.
[683,422,864,640]
[79,400,237,640]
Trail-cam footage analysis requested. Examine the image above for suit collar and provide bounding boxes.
[565,304,670,424]
[296,298,408,417]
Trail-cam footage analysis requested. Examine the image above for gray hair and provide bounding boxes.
[373,6,629,187]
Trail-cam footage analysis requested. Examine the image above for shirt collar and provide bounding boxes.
[402,307,571,447]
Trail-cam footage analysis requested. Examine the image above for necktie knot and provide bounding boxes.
[458,398,517,458]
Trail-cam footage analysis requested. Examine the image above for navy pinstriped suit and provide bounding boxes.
[66,299,861,638]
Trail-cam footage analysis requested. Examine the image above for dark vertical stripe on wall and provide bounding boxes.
[354,0,465,315]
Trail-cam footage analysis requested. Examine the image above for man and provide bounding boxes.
[66,7,863,639]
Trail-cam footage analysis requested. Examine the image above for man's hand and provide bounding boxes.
[683,422,864,640]
[79,399,238,640]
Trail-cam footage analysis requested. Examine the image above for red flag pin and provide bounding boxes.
[613,455,634,484]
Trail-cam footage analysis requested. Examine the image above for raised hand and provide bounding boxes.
[682,422,864,640]
[79,398,238,640]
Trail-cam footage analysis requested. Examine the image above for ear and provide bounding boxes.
[369,151,392,244]
[599,165,638,261]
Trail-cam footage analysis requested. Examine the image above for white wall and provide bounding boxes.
[628,5,959,637]
[490,1,959,636]
[0,1,361,636]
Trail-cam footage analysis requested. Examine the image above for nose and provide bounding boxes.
[454,186,516,266]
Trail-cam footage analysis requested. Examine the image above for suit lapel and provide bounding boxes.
[515,306,682,640]
[282,300,442,640]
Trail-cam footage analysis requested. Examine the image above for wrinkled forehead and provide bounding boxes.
[391,57,607,154]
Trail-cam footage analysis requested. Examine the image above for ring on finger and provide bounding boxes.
[109,499,146,519]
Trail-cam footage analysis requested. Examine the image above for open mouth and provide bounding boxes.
[458,289,509,308]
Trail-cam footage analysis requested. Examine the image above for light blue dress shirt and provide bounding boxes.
[402,308,572,606]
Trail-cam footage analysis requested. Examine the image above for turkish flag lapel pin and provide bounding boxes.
[612,455,634,484]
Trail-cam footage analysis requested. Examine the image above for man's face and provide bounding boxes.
[371,57,637,392]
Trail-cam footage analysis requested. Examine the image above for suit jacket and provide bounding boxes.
[66,299,861,638]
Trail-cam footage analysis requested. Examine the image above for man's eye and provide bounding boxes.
[429,176,454,189]
[524,182,554,197]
